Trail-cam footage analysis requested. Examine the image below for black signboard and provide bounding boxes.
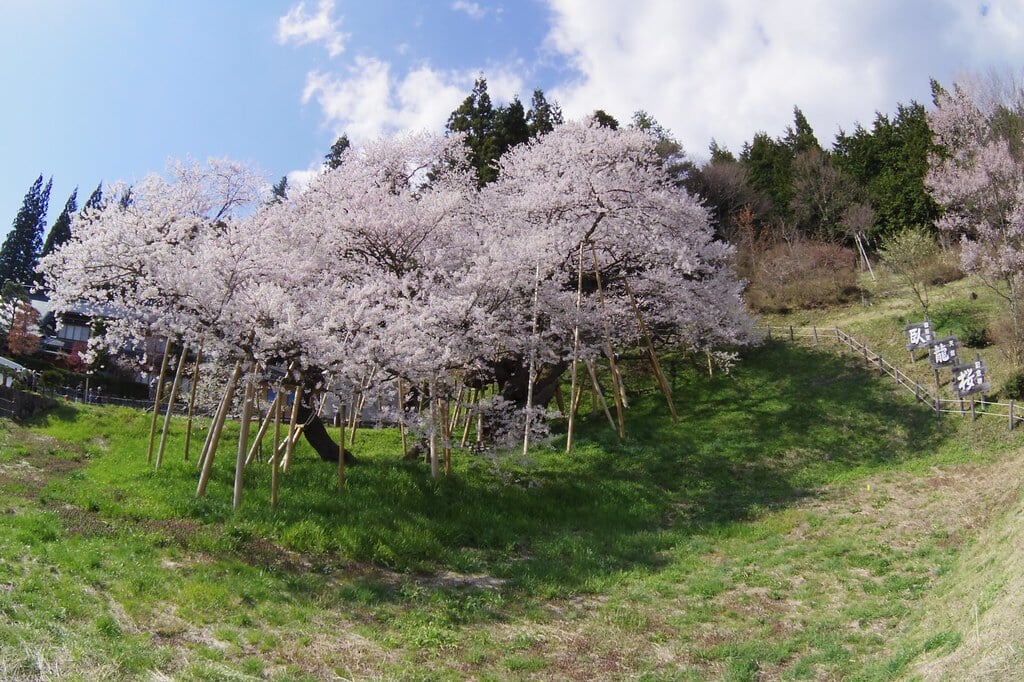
[952,359,990,398]
[928,336,960,369]
[905,320,934,351]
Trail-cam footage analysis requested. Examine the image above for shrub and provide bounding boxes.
[931,300,991,348]
[1001,370,1024,401]
[741,237,861,312]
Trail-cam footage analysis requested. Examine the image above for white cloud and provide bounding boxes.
[541,0,1024,157]
[277,0,347,58]
[452,1,487,20]
[286,166,322,194]
[302,58,491,142]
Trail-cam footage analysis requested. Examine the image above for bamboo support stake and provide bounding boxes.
[397,378,409,456]
[524,262,541,455]
[590,243,626,438]
[459,388,477,447]
[338,399,346,491]
[155,347,189,469]
[233,373,255,510]
[147,337,174,464]
[197,376,230,472]
[196,360,243,498]
[183,344,203,461]
[283,384,303,473]
[349,366,379,447]
[271,390,282,508]
[623,279,677,420]
[585,358,616,431]
[566,241,585,453]
[448,382,465,434]
[429,384,440,478]
[244,392,282,467]
[443,393,453,476]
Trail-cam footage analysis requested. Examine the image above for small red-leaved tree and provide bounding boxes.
[7,300,41,356]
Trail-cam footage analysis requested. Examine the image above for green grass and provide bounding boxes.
[1,286,1022,678]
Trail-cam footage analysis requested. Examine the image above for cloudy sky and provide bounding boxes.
[2,0,1022,233]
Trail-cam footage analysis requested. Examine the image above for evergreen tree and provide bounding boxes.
[0,175,52,287]
[526,89,563,137]
[740,132,793,218]
[447,77,501,185]
[783,106,821,154]
[41,188,77,258]
[83,182,103,212]
[592,109,620,129]
[325,134,351,170]
[269,176,289,204]
[494,96,530,155]
[833,101,938,237]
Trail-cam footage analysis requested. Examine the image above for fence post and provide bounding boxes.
[914,382,920,402]
[971,397,977,421]
[835,327,840,344]
[935,396,941,415]
[813,326,819,345]
[1011,400,1015,431]
[767,327,772,341]
[877,355,884,376]
[789,325,794,341]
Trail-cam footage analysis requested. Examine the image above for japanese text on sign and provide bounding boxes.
[952,360,989,398]
[928,336,960,368]
[905,320,933,350]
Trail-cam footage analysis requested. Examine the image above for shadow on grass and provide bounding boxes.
[38,343,955,599]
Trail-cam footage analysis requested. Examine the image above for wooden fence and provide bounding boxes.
[764,325,1023,431]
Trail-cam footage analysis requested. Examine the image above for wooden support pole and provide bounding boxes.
[1010,400,1015,431]
[271,390,282,508]
[460,388,477,447]
[183,344,203,461]
[283,384,303,473]
[338,399,346,491]
[155,347,189,470]
[147,337,173,464]
[429,383,440,478]
[233,373,255,510]
[524,262,541,456]
[566,240,585,454]
[196,360,243,498]
[623,279,677,420]
[590,242,626,439]
[244,392,281,467]
[585,359,616,431]
[443,393,452,476]
[397,378,409,456]
[448,382,465,435]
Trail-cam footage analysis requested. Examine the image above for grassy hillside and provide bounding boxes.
[2,271,1023,679]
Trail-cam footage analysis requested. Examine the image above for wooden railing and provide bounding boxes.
[764,325,1022,431]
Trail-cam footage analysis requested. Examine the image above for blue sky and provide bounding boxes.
[2,0,1023,237]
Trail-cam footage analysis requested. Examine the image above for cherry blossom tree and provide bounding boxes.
[477,118,755,407]
[927,75,1024,363]
[40,122,755,482]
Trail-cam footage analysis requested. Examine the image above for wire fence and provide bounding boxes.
[37,385,206,415]
[764,325,1023,431]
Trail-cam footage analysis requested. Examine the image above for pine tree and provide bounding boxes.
[447,77,500,185]
[526,89,563,137]
[0,175,52,287]
[83,183,103,212]
[41,188,78,258]
[592,109,620,129]
[269,176,289,204]
[325,134,351,170]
